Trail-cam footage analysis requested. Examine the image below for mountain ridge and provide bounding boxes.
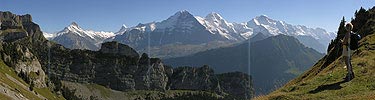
[44,11,334,55]
[46,22,115,50]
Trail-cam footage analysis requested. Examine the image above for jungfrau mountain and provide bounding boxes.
[48,22,115,50]
[246,15,336,53]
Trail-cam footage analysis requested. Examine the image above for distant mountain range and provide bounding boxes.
[44,22,115,50]
[41,11,329,94]
[44,10,334,57]
[164,34,324,94]
[0,11,253,99]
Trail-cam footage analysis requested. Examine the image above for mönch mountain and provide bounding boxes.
[0,11,253,99]
[164,33,324,94]
[257,7,375,99]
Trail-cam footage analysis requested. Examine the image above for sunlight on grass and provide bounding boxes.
[255,33,375,100]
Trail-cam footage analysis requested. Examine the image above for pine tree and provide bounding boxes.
[352,7,369,33]
[337,16,347,35]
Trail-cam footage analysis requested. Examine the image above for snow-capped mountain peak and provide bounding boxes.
[70,22,79,27]
[46,12,334,53]
[156,10,197,30]
[205,12,224,21]
[51,22,115,50]
[63,22,83,32]
[115,24,128,35]
[257,15,269,19]
[195,12,243,41]
[204,12,233,27]
[175,10,191,16]
[59,22,114,39]
[243,15,336,53]
[252,15,277,26]
[42,32,55,40]
[121,24,127,29]
[167,10,194,22]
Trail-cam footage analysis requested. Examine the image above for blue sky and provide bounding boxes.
[1,0,374,33]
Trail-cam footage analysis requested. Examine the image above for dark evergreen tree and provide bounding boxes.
[337,16,347,36]
[352,7,369,33]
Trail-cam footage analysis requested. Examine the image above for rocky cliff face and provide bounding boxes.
[0,11,47,88]
[0,11,253,99]
[169,65,218,91]
[169,66,254,99]
[44,41,253,99]
[1,43,47,88]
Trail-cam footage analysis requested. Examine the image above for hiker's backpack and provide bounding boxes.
[350,32,361,50]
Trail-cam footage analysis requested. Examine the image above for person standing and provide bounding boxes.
[342,23,354,81]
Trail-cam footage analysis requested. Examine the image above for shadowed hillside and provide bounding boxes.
[165,34,323,94]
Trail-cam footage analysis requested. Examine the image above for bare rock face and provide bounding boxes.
[100,41,139,57]
[0,11,23,30]
[0,31,28,42]
[167,65,253,99]
[20,14,32,23]
[134,53,168,91]
[13,45,46,88]
[0,39,47,88]
[0,12,29,42]
[169,65,217,91]
[0,11,46,88]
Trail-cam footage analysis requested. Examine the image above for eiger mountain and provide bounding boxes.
[164,34,324,94]
[112,10,226,48]
[46,22,115,50]
[44,10,334,58]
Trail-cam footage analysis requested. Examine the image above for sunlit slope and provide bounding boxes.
[0,59,64,100]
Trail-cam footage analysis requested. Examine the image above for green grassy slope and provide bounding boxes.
[257,33,375,99]
[0,59,64,100]
[256,7,375,100]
